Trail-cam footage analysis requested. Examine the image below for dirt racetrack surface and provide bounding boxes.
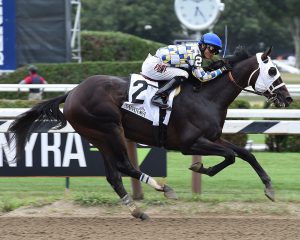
[1,201,300,240]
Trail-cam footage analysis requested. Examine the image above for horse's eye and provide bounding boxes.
[268,67,277,77]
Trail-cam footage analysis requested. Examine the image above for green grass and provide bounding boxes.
[0,152,299,212]
[247,134,265,144]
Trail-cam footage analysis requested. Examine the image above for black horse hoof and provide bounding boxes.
[189,162,203,172]
[131,208,150,221]
[139,212,150,221]
[189,163,214,176]
[163,184,178,200]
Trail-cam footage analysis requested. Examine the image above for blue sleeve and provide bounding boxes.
[192,67,224,82]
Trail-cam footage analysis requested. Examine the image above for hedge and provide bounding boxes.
[221,99,251,147]
[0,61,142,84]
[0,100,40,108]
[0,61,143,99]
[81,31,164,61]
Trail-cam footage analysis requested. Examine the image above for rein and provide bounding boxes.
[227,71,264,96]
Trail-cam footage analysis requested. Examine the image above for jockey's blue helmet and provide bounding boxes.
[198,33,222,50]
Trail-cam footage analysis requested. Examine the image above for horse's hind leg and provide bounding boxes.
[103,159,150,220]
[78,125,176,218]
[216,138,275,201]
[83,135,149,220]
[106,129,177,199]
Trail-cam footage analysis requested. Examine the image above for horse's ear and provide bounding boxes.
[261,46,273,61]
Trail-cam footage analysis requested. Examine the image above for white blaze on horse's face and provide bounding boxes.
[253,53,284,93]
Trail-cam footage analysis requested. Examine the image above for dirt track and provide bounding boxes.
[1,201,300,240]
[1,217,300,240]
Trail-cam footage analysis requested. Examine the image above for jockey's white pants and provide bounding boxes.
[141,54,189,81]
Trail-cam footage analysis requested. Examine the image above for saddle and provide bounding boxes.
[121,74,179,126]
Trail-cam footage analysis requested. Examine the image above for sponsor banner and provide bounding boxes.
[0,0,16,71]
[0,133,166,177]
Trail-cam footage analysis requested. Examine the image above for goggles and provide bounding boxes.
[206,45,219,55]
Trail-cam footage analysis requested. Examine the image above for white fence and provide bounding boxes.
[0,84,299,134]
[0,108,300,134]
[0,84,76,92]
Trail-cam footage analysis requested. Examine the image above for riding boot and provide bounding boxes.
[151,76,185,109]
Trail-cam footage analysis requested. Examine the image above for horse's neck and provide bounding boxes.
[212,61,256,108]
[202,75,242,109]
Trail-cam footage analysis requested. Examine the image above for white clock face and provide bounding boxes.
[174,0,224,31]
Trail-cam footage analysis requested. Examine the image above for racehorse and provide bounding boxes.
[9,47,292,220]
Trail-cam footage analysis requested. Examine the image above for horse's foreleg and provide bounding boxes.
[186,137,236,176]
[216,138,275,201]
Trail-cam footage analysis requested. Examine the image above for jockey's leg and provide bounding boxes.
[151,76,186,109]
[141,55,188,109]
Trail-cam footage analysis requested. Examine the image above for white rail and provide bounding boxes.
[0,84,76,92]
[0,84,300,95]
[0,108,299,119]
[0,108,300,134]
[227,109,300,118]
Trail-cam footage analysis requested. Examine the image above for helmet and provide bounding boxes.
[198,33,222,49]
[27,65,38,73]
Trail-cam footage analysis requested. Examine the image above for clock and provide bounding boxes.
[174,0,225,31]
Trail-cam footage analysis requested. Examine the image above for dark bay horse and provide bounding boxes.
[9,47,292,220]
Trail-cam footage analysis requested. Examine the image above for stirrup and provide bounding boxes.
[151,96,169,109]
[152,100,170,109]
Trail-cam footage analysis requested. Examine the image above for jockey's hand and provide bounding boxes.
[221,63,233,72]
[207,60,226,71]
[185,60,193,69]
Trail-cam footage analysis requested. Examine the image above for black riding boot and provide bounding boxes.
[151,76,185,109]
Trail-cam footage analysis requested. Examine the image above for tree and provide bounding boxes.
[81,0,298,65]
[257,0,300,67]
[214,0,294,57]
[81,0,181,44]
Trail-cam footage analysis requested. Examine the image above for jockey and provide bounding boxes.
[141,32,231,109]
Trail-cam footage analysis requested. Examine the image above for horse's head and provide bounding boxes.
[247,47,293,108]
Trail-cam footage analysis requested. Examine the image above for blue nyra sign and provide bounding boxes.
[0,0,16,71]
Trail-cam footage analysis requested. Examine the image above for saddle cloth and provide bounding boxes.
[121,74,176,126]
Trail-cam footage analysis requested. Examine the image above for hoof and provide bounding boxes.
[189,162,203,172]
[264,186,275,202]
[131,209,150,220]
[139,212,150,221]
[163,184,178,200]
[189,163,213,176]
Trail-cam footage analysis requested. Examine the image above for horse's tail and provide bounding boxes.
[9,93,69,160]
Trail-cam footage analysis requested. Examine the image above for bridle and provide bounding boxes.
[227,70,264,96]
[227,57,286,99]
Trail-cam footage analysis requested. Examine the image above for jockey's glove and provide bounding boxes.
[221,63,233,72]
[207,60,226,71]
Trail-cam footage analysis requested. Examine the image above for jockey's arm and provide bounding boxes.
[192,66,225,82]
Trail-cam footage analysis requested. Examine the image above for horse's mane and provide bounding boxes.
[225,46,251,66]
